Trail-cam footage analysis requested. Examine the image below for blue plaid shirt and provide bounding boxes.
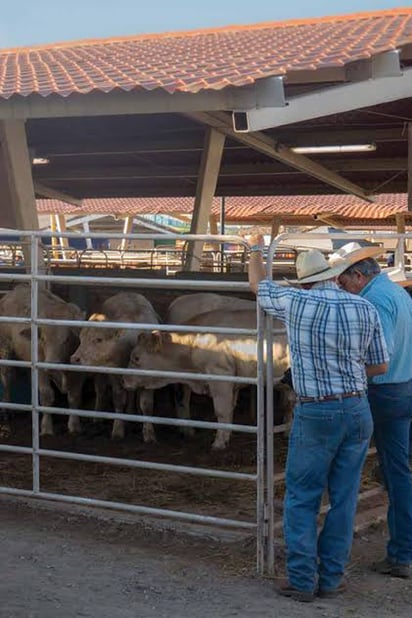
[257,279,389,398]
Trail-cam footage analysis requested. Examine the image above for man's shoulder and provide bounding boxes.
[339,289,377,311]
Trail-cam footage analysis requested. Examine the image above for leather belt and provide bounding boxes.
[296,391,365,403]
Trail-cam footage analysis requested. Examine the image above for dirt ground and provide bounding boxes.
[1,495,411,618]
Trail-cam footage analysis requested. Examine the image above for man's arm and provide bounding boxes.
[248,234,266,295]
[366,362,388,377]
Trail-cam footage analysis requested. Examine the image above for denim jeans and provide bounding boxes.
[368,379,412,565]
[284,395,373,592]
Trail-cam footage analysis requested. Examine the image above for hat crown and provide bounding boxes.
[329,242,364,264]
[296,249,330,280]
[329,241,383,266]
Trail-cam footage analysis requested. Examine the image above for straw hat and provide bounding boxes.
[328,241,384,267]
[287,249,349,285]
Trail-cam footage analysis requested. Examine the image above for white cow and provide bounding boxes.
[166,293,257,432]
[70,292,159,441]
[166,292,256,324]
[0,284,84,435]
[123,309,289,450]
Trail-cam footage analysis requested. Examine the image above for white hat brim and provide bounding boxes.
[285,261,349,285]
[329,246,384,266]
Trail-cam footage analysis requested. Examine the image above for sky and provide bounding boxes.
[0,0,411,49]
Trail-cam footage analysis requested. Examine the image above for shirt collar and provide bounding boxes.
[359,273,385,297]
[311,280,340,291]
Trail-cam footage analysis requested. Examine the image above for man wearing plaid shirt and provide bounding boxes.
[248,234,389,602]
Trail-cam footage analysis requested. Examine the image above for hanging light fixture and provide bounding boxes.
[291,144,377,154]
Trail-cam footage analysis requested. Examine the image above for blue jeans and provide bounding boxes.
[368,379,412,565]
[284,395,373,592]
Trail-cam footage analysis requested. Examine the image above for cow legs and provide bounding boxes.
[110,377,127,440]
[138,389,156,443]
[209,382,235,450]
[0,364,13,438]
[94,375,109,414]
[39,372,56,436]
[173,384,194,437]
[65,372,86,435]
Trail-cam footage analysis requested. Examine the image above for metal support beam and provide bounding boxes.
[34,181,82,208]
[188,111,373,202]
[0,79,283,121]
[50,214,60,259]
[0,119,38,230]
[82,220,93,249]
[184,128,225,271]
[120,216,133,252]
[233,55,412,133]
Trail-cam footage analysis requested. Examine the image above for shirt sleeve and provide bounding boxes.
[371,302,395,362]
[365,307,390,367]
[257,280,292,321]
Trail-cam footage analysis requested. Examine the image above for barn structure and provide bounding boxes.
[1,8,412,575]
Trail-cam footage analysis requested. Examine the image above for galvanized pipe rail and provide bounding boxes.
[0,230,266,572]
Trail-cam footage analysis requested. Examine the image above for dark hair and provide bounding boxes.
[343,257,381,278]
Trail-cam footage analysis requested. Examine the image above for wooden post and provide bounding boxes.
[0,120,38,268]
[271,216,281,240]
[208,215,218,235]
[395,213,406,270]
[184,128,225,271]
[50,214,60,259]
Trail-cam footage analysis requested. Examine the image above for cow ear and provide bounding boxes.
[19,326,44,341]
[19,327,31,340]
[89,313,107,322]
[137,330,170,352]
[137,332,151,347]
[150,330,171,352]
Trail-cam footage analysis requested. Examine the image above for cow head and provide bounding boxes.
[70,312,129,367]
[122,331,172,391]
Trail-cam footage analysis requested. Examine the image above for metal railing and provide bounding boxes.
[1,229,407,575]
[0,230,268,572]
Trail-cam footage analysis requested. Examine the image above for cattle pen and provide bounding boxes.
[0,229,410,576]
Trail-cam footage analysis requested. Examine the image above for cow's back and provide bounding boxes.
[102,292,159,324]
[0,284,81,320]
[166,293,255,325]
[185,310,289,379]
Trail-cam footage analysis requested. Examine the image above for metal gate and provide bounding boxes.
[0,230,270,573]
[0,229,410,575]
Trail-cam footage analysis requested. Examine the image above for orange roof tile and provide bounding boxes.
[36,193,411,222]
[1,9,412,98]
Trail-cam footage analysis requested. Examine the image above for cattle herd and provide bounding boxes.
[0,284,294,451]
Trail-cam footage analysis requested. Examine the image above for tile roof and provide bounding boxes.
[36,193,411,222]
[1,9,412,98]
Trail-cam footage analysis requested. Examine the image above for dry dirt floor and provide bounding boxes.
[1,384,406,618]
[1,495,412,618]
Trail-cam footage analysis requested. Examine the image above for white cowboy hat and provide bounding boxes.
[287,249,349,285]
[328,241,384,267]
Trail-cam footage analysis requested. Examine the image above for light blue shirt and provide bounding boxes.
[360,273,412,384]
[257,279,388,398]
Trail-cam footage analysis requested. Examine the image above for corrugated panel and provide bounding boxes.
[1,9,412,98]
